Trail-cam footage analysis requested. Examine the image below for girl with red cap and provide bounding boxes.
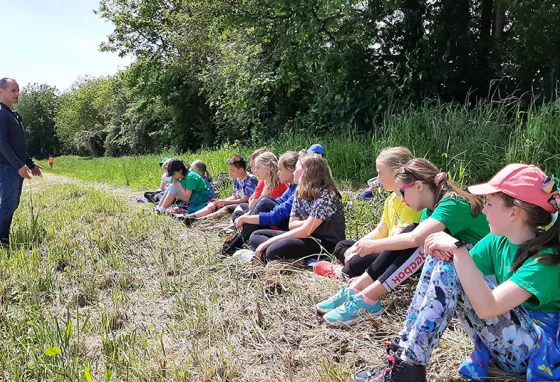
[358,164,560,382]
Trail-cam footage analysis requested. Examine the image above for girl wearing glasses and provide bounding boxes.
[315,147,421,281]
[357,164,560,382]
[319,158,489,325]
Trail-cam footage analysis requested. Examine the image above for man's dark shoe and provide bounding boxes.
[354,341,427,382]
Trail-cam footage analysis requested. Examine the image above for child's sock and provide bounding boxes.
[155,206,166,213]
[360,294,378,305]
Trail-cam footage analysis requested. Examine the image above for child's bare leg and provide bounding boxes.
[347,272,388,301]
[160,193,177,209]
[358,280,388,301]
[348,272,374,292]
[204,207,229,220]
[193,203,217,218]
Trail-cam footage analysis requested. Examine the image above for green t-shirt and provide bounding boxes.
[420,195,490,245]
[171,171,210,205]
[470,234,560,312]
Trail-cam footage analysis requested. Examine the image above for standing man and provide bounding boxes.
[0,78,42,245]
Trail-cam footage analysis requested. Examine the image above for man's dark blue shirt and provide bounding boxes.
[0,102,34,170]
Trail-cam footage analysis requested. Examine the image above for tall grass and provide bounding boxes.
[42,99,560,190]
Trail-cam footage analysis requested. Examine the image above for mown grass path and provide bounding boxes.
[0,174,521,381]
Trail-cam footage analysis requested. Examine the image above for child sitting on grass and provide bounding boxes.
[154,158,210,214]
[356,164,560,382]
[314,147,421,279]
[179,154,258,225]
[247,147,270,209]
[249,154,345,263]
[318,158,489,326]
[231,152,288,223]
[144,157,171,203]
[190,160,215,199]
[222,151,299,254]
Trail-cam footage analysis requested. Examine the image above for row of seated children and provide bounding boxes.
[146,145,559,381]
[215,145,560,382]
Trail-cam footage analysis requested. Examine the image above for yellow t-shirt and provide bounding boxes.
[381,192,422,236]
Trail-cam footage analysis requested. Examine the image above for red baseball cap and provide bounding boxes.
[468,163,556,213]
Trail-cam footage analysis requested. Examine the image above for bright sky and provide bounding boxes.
[0,0,131,91]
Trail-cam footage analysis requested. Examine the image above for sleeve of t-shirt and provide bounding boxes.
[290,197,302,218]
[310,191,339,221]
[430,198,470,236]
[183,173,199,190]
[232,179,241,196]
[468,233,496,276]
[252,180,265,199]
[381,195,392,228]
[509,256,560,308]
[243,177,257,196]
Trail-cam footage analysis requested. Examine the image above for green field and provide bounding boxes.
[38,99,560,193]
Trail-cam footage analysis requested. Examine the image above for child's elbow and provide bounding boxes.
[477,307,499,320]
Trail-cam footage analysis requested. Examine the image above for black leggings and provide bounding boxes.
[249,229,335,263]
[332,240,381,278]
[363,224,424,292]
[238,196,287,242]
[332,224,419,279]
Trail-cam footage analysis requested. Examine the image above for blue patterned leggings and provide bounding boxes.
[398,255,539,375]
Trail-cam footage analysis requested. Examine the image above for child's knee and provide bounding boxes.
[431,257,458,280]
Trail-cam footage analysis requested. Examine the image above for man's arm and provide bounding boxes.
[25,154,35,169]
[0,114,25,170]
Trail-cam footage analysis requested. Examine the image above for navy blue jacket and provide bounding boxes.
[0,103,34,169]
[259,184,297,227]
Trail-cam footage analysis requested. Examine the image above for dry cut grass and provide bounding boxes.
[0,174,524,381]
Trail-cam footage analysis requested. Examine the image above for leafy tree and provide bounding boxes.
[55,77,115,156]
[15,83,62,158]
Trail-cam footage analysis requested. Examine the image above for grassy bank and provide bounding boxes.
[41,99,560,190]
[3,173,527,381]
[0,175,494,381]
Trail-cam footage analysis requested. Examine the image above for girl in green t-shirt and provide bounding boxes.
[319,158,489,326]
[357,164,560,382]
[155,158,210,214]
[315,146,420,280]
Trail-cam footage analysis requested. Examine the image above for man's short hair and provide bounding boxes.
[226,154,247,170]
[0,78,16,90]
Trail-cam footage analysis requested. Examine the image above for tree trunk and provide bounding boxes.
[493,0,505,42]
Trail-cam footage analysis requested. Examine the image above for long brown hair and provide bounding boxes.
[296,154,340,200]
[495,192,560,271]
[255,152,281,195]
[395,158,483,216]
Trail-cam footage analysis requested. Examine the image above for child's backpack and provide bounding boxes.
[221,232,246,256]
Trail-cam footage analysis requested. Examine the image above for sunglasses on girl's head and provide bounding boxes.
[397,181,416,199]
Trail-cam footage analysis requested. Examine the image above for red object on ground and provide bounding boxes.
[314,261,341,278]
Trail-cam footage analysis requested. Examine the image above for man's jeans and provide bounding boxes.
[0,164,24,243]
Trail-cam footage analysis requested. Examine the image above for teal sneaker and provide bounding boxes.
[323,294,382,325]
[316,285,355,315]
